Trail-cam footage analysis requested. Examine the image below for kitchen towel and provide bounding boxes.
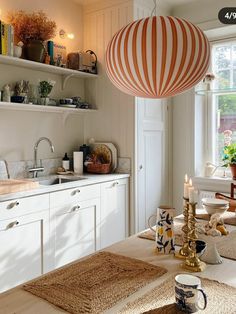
[73,151,83,174]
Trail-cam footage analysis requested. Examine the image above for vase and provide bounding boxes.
[40,97,50,106]
[230,164,236,180]
[13,46,22,58]
[25,40,45,63]
[148,206,175,254]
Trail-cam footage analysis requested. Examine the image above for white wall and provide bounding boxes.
[172,0,236,28]
[0,0,85,162]
[171,0,236,211]
[83,0,135,232]
[0,0,83,53]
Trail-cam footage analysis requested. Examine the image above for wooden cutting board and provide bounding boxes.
[0,179,39,195]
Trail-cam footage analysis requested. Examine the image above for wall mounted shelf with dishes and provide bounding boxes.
[195,88,236,96]
[0,55,98,90]
[0,101,97,123]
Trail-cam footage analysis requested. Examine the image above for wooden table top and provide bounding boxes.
[1,219,236,314]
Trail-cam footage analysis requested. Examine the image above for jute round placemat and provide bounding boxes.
[120,275,236,314]
[23,251,167,314]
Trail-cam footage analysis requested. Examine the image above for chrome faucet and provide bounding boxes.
[29,137,55,178]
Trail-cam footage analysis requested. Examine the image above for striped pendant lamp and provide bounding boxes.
[106,16,210,98]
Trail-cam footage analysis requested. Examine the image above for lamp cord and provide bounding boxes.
[151,0,157,17]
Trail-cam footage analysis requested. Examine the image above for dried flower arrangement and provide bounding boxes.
[8,10,57,43]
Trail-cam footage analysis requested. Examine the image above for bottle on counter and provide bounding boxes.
[62,153,70,171]
[79,144,91,171]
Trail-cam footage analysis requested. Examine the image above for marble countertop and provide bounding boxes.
[0,173,130,202]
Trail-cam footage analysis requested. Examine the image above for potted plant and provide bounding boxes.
[222,143,236,179]
[38,80,55,105]
[8,10,56,63]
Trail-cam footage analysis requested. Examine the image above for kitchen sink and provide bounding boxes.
[38,177,87,186]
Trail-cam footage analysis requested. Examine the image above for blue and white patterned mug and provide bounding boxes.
[175,274,207,313]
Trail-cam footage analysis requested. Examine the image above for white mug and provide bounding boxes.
[175,274,207,313]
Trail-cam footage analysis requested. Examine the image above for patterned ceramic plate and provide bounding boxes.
[94,142,117,172]
[93,144,112,164]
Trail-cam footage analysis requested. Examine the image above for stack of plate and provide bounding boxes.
[202,198,229,215]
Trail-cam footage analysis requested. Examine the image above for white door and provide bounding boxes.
[0,210,50,293]
[100,179,128,249]
[52,198,101,269]
[136,97,169,232]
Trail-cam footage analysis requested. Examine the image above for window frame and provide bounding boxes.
[197,38,236,176]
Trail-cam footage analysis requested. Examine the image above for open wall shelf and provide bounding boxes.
[0,55,98,89]
[0,102,97,118]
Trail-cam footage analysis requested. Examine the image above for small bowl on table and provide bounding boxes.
[202,198,229,216]
[189,240,207,257]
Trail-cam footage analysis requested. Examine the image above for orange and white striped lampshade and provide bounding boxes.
[106,16,210,98]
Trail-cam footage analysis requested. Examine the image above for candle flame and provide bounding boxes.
[189,178,192,186]
[184,174,188,183]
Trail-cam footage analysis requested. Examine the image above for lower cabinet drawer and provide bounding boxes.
[50,184,100,208]
[0,194,49,221]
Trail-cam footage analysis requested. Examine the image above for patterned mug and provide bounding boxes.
[148,205,175,254]
[175,274,207,313]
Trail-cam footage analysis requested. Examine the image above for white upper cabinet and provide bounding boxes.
[100,178,129,249]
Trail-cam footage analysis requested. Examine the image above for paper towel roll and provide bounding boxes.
[73,152,83,174]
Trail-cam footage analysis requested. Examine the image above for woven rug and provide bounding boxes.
[138,225,236,261]
[120,275,236,314]
[23,251,167,314]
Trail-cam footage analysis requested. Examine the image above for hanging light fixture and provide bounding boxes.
[105,2,210,99]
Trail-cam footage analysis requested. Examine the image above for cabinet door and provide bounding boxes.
[52,198,101,269]
[0,210,50,293]
[100,179,129,249]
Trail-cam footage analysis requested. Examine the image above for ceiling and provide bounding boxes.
[74,0,197,7]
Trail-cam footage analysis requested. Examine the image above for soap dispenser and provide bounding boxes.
[62,153,70,171]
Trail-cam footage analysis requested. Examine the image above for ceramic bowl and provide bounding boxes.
[202,198,229,215]
[202,204,228,215]
[11,96,25,103]
[190,240,207,257]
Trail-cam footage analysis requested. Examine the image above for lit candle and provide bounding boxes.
[188,178,195,203]
[184,174,189,199]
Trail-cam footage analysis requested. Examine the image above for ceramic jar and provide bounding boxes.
[148,205,175,254]
[156,206,175,254]
[25,40,45,63]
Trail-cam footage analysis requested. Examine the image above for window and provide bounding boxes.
[210,41,236,165]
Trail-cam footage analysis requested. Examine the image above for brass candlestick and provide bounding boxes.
[175,198,191,259]
[184,202,206,272]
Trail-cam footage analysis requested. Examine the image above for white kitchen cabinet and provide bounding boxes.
[50,198,101,269]
[0,210,50,293]
[100,178,129,249]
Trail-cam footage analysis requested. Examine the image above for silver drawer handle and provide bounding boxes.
[6,221,19,230]
[113,181,119,187]
[72,189,81,196]
[71,205,81,212]
[7,201,20,209]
